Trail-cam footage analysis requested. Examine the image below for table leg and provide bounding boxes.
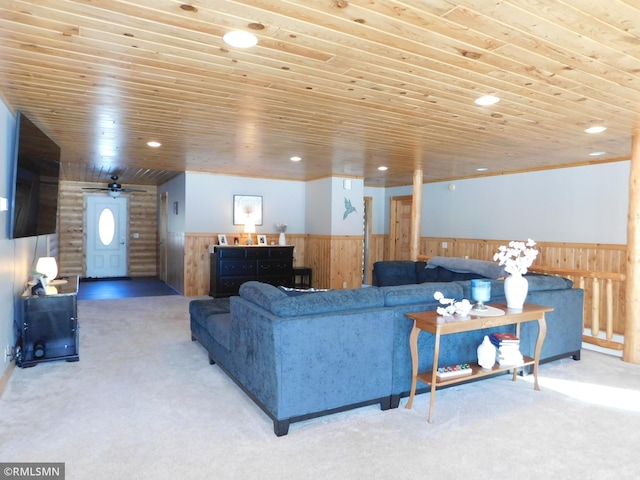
[428,331,441,423]
[406,322,420,409]
[533,314,547,391]
[513,322,522,382]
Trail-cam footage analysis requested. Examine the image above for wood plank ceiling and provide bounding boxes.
[0,0,638,188]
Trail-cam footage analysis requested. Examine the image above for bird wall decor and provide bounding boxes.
[343,197,357,220]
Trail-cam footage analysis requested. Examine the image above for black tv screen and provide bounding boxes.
[9,112,61,239]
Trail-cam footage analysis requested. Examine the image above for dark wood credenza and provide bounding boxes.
[209,245,294,297]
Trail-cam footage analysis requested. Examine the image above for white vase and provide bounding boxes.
[504,272,528,310]
[278,232,286,245]
[477,335,496,369]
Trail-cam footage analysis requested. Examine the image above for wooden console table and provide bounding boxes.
[405,303,552,423]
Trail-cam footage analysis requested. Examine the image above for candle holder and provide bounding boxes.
[471,279,491,311]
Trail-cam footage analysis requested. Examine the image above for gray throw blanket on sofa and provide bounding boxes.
[426,256,506,279]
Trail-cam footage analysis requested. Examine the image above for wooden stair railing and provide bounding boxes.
[416,256,625,351]
[529,266,626,352]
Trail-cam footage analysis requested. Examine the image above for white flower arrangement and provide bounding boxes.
[493,238,539,275]
[434,291,472,317]
[275,223,287,233]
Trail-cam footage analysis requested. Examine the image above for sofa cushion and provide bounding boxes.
[277,286,330,297]
[240,281,385,317]
[189,298,232,350]
[417,264,486,283]
[459,273,574,299]
[372,261,418,286]
[239,281,289,312]
[269,287,385,317]
[381,282,464,307]
[525,273,573,291]
[426,256,506,279]
[189,298,231,317]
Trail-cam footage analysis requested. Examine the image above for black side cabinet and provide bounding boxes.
[16,275,80,367]
[209,245,294,297]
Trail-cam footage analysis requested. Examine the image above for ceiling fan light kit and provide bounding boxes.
[82,175,147,197]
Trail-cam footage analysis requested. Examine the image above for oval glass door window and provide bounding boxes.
[98,208,116,246]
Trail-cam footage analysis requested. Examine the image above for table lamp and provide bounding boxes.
[244,221,255,245]
[36,256,58,281]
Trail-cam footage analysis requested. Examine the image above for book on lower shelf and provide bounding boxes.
[436,363,473,379]
[496,351,524,366]
[490,332,524,366]
[490,332,520,347]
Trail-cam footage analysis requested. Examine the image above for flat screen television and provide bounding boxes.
[8,112,61,239]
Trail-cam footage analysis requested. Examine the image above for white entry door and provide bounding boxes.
[86,195,128,278]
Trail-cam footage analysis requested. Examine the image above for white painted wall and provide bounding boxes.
[158,173,186,233]
[0,97,15,376]
[0,97,49,377]
[422,163,630,244]
[305,177,365,235]
[172,163,631,244]
[184,173,306,235]
[332,177,364,235]
[305,178,331,235]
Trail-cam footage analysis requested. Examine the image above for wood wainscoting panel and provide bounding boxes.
[304,235,363,290]
[167,232,185,296]
[184,234,215,297]
[182,233,308,296]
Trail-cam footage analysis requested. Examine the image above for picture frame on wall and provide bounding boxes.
[233,195,263,226]
[218,234,228,245]
[257,235,267,245]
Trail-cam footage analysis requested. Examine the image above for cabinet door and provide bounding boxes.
[21,295,77,363]
[218,276,255,295]
[269,247,294,258]
[257,259,292,276]
[219,259,257,276]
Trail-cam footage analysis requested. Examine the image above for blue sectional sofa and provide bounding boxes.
[190,259,584,436]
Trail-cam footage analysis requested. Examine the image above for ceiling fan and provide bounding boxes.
[82,175,147,198]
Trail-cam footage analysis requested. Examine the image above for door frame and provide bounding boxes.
[389,195,413,260]
[363,196,373,284]
[159,192,168,283]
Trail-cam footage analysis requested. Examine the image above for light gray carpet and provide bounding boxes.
[1,295,640,480]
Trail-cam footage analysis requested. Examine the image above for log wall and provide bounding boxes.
[57,181,158,278]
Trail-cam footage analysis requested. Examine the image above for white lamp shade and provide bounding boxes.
[244,222,256,234]
[36,257,58,280]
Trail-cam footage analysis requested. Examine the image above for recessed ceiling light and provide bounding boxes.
[589,151,606,156]
[474,95,500,106]
[147,141,161,148]
[585,126,607,134]
[476,167,488,171]
[378,166,388,171]
[223,30,258,48]
[290,156,301,162]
